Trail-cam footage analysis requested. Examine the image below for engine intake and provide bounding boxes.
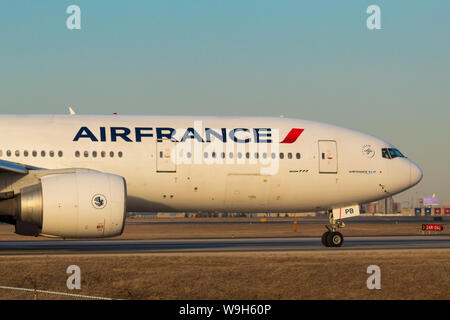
[1,171,127,238]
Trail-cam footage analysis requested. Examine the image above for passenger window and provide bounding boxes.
[6,150,11,157]
[296,153,301,159]
[110,151,114,158]
[84,151,88,158]
[41,151,46,157]
[75,151,80,158]
[279,153,284,159]
[49,151,54,157]
[24,151,28,157]
[92,151,97,158]
[101,151,106,158]
[288,153,292,159]
[32,151,37,157]
[15,150,20,157]
[58,151,63,157]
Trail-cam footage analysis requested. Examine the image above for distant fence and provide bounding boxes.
[0,285,117,300]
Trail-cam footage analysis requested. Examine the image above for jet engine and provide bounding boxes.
[0,171,127,238]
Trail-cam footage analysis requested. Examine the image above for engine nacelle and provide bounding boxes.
[19,171,127,238]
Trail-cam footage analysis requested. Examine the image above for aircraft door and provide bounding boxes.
[318,140,337,173]
[156,138,177,172]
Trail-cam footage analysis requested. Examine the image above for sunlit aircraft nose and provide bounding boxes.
[410,161,423,186]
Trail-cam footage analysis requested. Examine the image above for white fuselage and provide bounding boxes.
[0,115,422,213]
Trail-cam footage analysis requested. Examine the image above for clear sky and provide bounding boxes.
[0,1,449,205]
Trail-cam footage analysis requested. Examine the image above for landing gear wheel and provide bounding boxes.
[322,210,345,247]
[328,231,343,247]
[321,231,331,247]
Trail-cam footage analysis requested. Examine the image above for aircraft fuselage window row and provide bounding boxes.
[0,150,124,158]
[162,152,302,159]
[75,151,123,158]
[0,150,64,157]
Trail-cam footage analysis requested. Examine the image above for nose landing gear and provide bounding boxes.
[322,231,344,247]
[321,211,345,247]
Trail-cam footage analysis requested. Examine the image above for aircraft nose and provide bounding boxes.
[410,161,423,186]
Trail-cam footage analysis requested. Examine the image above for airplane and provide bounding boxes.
[0,114,422,247]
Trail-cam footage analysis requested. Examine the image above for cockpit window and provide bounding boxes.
[389,148,405,158]
[382,148,406,159]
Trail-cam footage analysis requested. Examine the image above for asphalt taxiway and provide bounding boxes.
[0,235,449,255]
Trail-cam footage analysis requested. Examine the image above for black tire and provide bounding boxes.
[321,232,330,247]
[328,231,343,247]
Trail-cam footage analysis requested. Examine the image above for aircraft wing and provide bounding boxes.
[0,159,32,174]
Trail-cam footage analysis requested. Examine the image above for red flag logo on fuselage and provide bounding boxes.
[280,128,304,143]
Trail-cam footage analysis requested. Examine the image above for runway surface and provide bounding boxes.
[0,235,449,255]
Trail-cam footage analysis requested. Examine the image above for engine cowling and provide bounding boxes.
[18,171,127,238]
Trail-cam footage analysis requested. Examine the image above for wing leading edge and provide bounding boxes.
[0,159,29,174]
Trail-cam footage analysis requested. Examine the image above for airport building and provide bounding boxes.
[362,197,401,214]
